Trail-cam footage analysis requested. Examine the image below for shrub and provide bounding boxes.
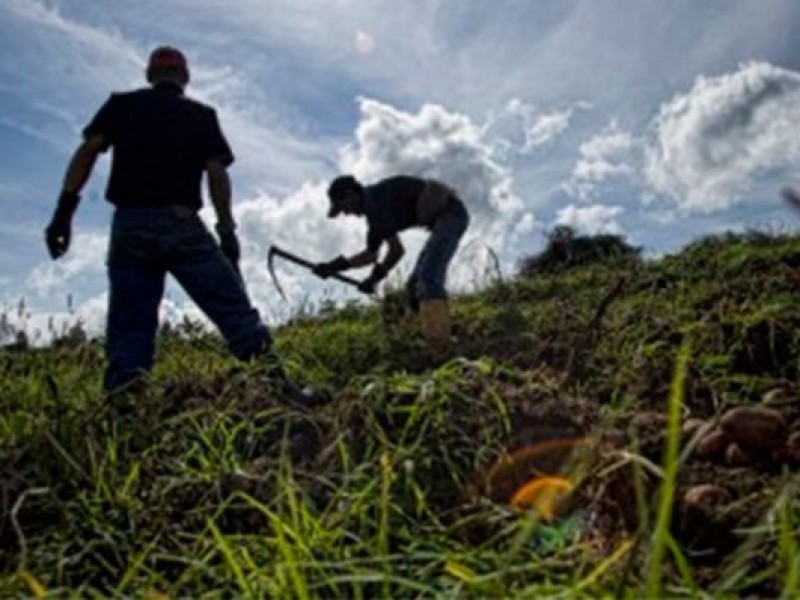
[519,225,641,275]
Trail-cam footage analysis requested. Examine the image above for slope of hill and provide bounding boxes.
[2,230,799,597]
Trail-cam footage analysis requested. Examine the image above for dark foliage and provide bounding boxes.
[519,225,641,275]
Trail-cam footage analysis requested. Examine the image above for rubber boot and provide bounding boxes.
[419,299,451,358]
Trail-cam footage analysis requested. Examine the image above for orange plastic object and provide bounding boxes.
[510,475,574,521]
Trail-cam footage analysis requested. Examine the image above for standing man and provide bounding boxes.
[314,174,470,354]
[45,46,322,405]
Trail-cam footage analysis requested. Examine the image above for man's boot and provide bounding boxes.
[262,350,330,407]
[103,371,148,422]
[419,299,451,358]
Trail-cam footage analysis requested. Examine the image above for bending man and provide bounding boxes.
[314,174,469,353]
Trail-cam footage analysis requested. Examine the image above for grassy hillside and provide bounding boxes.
[2,230,800,597]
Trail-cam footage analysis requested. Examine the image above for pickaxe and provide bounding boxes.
[267,245,364,300]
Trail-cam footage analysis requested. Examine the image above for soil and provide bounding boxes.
[466,382,800,591]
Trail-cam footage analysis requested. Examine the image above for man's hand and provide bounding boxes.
[312,255,349,279]
[215,223,241,274]
[45,190,81,259]
[45,219,71,259]
[357,278,376,294]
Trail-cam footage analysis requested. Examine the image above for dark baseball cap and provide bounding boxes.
[327,175,361,218]
[328,201,343,218]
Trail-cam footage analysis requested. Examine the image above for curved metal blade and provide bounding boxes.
[267,246,288,301]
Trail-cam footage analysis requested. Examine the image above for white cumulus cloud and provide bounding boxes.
[568,123,637,200]
[341,98,523,220]
[26,232,108,295]
[644,61,800,213]
[486,99,581,157]
[503,99,577,151]
[338,97,531,289]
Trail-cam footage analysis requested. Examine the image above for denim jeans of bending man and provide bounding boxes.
[104,206,270,392]
[407,199,470,304]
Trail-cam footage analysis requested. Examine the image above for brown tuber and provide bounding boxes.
[683,484,732,511]
[719,406,787,454]
[694,429,729,461]
[785,431,800,465]
[761,387,793,408]
[725,442,753,466]
[682,418,711,441]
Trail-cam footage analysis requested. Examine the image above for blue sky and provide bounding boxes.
[2,0,800,341]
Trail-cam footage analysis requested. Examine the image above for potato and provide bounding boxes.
[682,418,711,440]
[720,406,787,453]
[694,429,729,461]
[761,387,793,408]
[683,484,732,510]
[785,431,800,465]
[725,442,752,466]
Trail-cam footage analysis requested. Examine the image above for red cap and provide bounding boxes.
[146,46,189,85]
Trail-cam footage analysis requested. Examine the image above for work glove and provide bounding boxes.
[312,255,349,279]
[357,278,377,294]
[357,263,388,294]
[215,222,241,275]
[45,190,81,259]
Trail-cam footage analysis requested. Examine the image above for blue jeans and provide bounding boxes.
[408,198,470,302]
[104,206,270,391]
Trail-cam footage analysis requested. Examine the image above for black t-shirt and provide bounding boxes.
[364,176,426,252]
[82,84,234,209]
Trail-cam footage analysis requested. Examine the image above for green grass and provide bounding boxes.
[1,230,800,597]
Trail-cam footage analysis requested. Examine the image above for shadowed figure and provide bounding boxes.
[313,174,470,356]
[44,45,325,406]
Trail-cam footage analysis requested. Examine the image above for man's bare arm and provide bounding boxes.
[45,134,106,259]
[379,235,404,273]
[346,248,379,268]
[344,235,403,271]
[62,135,106,195]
